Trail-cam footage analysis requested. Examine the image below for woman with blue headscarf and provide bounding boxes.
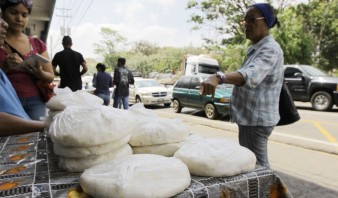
[200,3,283,168]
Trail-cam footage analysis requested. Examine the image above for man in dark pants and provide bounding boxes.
[113,58,134,109]
[52,36,88,91]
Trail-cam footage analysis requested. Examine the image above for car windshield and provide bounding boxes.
[137,80,162,88]
[302,65,329,77]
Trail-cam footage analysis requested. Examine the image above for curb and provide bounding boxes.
[155,111,338,155]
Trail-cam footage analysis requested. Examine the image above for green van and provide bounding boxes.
[172,75,233,119]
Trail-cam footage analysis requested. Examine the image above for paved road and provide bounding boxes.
[151,105,338,198]
[157,101,338,155]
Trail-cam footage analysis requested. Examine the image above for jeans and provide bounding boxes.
[96,93,110,106]
[20,96,46,120]
[113,95,129,109]
[238,125,274,168]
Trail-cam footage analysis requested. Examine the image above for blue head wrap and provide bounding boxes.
[252,3,275,29]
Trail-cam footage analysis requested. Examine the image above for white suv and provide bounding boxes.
[129,78,172,107]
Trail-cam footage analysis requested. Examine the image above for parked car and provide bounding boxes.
[171,75,233,119]
[129,78,172,107]
[284,65,338,111]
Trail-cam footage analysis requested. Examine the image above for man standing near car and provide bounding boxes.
[113,58,134,109]
[200,3,284,168]
[52,36,88,91]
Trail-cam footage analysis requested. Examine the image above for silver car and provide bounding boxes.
[129,78,172,107]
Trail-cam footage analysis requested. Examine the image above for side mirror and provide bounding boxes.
[294,72,303,77]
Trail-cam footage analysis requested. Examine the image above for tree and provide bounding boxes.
[186,0,337,73]
[132,40,160,56]
[272,7,314,65]
[298,0,338,71]
[186,0,252,46]
[93,27,127,69]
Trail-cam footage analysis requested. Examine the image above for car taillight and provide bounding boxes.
[336,84,338,91]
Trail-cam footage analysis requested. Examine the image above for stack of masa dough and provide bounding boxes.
[49,105,136,172]
[174,135,257,177]
[129,113,190,157]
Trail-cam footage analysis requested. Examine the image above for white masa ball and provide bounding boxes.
[80,154,191,198]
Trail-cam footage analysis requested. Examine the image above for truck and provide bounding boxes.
[284,64,338,111]
[183,54,220,76]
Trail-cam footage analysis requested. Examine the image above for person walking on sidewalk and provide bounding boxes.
[52,36,88,91]
[199,3,284,168]
[92,63,113,106]
[113,58,134,109]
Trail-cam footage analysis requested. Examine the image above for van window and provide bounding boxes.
[176,77,190,89]
[198,64,219,74]
[189,77,200,89]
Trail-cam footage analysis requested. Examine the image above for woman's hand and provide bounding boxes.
[199,74,220,98]
[5,53,23,70]
[23,60,43,76]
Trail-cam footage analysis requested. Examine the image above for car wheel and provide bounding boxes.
[205,103,219,119]
[164,103,171,108]
[310,91,333,111]
[136,96,142,103]
[172,99,182,113]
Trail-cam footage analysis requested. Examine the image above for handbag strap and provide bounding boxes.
[4,41,25,59]
[5,41,40,82]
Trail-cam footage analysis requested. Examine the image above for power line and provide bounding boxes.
[74,0,94,27]
[55,7,72,36]
[48,0,94,57]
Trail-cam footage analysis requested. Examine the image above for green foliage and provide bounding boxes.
[118,47,208,77]
[93,27,127,68]
[272,7,314,65]
[132,40,160,56]
[186,0,252,47]
[93,0,336,76]
[186,0,337,73]
[298,0,338,71]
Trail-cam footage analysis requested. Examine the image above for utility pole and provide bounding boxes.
[55,7,72,36]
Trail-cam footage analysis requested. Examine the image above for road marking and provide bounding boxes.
[312,122,337,143]
[302,120,338,126]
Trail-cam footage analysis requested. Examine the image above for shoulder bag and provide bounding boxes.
[277,82,300,126]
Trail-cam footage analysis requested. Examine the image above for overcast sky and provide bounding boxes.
[46,0,308,59]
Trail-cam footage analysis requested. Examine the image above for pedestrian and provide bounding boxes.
[112,87,122,108]
[92,63,113,106]
[0,7,46,136]
[199,3,283,168]
[113,58,134,109]
[0,0,54,121]
[52,35,88,91]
